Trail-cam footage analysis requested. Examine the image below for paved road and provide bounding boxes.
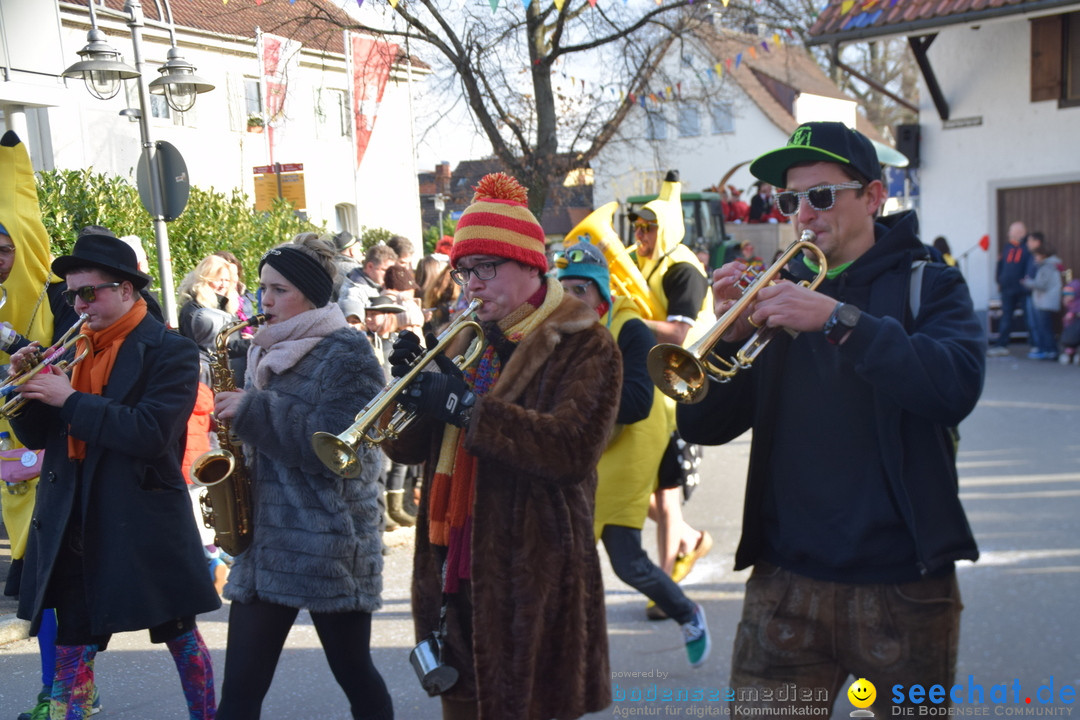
[1,347,1078,718]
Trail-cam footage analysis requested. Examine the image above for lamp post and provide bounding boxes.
[62,0,213,327]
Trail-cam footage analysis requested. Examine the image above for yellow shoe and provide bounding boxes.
[645,601,668,621]
[671,531,713,584]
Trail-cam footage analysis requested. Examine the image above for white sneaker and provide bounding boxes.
[1059,353,1072,366]
[987,346,1010,357]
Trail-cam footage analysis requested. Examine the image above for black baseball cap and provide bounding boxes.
[749,122,882,189]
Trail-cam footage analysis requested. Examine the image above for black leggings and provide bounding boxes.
[216,599,393,720]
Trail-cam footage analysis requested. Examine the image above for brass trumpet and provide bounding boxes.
[647,231,828,404]
[311,298,485,478]
[0,313,91,418]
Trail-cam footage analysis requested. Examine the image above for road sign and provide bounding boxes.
[254,172,306,212]
[137,141,190,221]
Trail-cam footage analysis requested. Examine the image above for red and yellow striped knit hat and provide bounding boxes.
[451,173,547,273]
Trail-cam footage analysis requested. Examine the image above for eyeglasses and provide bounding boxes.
[775,181,863,216]
[561,282,593,298]
[449,259,510,286]
[62,282,121,306]
[633,221,657,232]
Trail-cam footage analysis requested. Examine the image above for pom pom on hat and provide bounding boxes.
[451,173,547,273]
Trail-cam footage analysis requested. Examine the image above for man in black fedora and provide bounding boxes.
[8,226,220,718]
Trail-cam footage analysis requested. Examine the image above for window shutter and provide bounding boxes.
[1031,15,1063,102]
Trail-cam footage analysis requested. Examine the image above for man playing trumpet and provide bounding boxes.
[677,122,986,715]
[382,173,621,719]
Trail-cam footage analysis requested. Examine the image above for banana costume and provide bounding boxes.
[633,174,713,348]
[0,131,56,567]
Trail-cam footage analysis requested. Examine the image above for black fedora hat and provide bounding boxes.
[52,226,151,289]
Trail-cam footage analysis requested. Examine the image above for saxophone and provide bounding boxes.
[191,314,265,556]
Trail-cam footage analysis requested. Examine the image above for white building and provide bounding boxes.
[593,27,885,205]
[0,0,427,240]
[810,0,1080,313]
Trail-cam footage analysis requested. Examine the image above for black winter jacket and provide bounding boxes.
[678,211,986,579]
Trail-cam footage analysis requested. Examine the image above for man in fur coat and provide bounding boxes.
[384,173,622,720]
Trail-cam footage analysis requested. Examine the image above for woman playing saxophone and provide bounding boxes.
[210,233,393,720]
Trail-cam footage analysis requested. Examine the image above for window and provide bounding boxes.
[1031,11,1080,106]
[646,110,667,141]
[244,78,262,117]
[149,94,171,120]
[316,88,351,138]
[710,102,734,134]
[678,105,701,137]
[335,203,357,235]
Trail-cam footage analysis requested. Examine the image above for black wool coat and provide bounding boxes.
[13,315,220,636]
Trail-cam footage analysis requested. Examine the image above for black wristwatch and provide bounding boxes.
[823,302,861,345]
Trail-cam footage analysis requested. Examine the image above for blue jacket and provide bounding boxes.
[678,211,985,579]
[996,242,1033,294]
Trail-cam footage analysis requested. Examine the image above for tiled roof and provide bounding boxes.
[697,28,883,141]
[808,0,1080,45]
[65,0,426,67]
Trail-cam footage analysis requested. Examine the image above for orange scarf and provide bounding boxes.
[68,298,147,460]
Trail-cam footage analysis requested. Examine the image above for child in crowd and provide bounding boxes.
[1021,245,1063,360]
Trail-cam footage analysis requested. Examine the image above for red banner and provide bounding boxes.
[350,35,398,169]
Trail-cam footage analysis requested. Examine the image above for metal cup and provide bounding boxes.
[409,634,459,696]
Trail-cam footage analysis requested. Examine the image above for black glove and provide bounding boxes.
[401,372,476,427]
[389,330,425,378]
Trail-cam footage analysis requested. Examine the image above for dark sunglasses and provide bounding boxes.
[62,282,121,306]
[633,221,657,232]
[775,181,863,216]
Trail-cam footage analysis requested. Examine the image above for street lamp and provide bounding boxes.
[61,0,214,327]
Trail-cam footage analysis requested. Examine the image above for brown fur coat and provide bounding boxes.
[385,294,622,719]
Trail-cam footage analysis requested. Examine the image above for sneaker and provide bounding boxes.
[987,346,1010,357]
[89,685,103,716]
[1059,353,1073,366]
[17,689,50,720]
[671,531,713,584]
[681,603,711,668]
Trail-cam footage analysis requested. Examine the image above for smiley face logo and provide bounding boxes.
[848,678,876,708]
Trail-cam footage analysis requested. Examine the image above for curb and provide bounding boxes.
[0,612,30,645]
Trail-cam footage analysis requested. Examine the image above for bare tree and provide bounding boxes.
[284,0,914,214]
[289,0,792,216]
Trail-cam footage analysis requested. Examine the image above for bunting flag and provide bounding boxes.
[554,0,565,9]
[735,52,742,68]
[748,46,757,59]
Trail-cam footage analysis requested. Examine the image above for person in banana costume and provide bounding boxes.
[0,130,100,720]
[628,171,715,618]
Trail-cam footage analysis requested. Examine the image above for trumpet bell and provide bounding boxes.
[646,343,709,404]
[312,431,363,479]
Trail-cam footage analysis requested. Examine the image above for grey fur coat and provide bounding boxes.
[225,325,386,613]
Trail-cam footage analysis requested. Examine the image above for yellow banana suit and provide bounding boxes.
[0,130,56,581]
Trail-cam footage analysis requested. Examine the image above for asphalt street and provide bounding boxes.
[1,345,1078,719]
